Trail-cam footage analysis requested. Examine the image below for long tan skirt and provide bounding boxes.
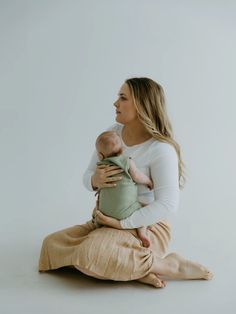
[38,220,171,281]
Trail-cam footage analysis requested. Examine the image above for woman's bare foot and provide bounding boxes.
[164,253,213,280]
[137,227,150,248]
[138,273,166,288]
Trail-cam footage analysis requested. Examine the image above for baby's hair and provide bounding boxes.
[96,131,123,158]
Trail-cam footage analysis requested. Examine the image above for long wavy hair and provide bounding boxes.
[125,77,186,189]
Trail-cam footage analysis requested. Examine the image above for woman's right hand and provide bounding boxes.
[91,164,124,190]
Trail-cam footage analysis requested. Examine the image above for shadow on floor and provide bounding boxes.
[38,267,152,291]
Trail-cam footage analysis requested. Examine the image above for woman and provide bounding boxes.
[38,77,213,288]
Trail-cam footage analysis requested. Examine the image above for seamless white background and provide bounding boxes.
[0,1,235,313]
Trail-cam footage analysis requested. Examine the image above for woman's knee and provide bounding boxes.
[42,231,59,245]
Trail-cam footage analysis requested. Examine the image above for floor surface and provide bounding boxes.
[0,222,235,314]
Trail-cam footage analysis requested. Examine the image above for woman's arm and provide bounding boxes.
[120,144,180,228]
[83,150,99,191]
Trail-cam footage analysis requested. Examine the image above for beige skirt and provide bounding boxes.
[38,220,171,281]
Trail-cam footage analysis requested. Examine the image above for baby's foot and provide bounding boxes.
[164,253,214,280]
[140,235,150,248]
[137,227,151,248]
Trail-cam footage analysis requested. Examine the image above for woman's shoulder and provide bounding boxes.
[148,140,178,161]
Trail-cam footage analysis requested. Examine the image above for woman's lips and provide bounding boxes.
[116,111,121,114]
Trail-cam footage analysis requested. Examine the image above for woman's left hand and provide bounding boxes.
[94,210,122,229]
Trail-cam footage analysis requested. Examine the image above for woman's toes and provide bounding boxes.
[199,265,213,280]
[204,271,214,280]
[154,276,166,288]
[161,279,166,287]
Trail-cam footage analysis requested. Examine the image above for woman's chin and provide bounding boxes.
[115,115,121,123]
[115,115,125,123]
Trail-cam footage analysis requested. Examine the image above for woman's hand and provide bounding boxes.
[91,164,124,190]
[94,209,122,229]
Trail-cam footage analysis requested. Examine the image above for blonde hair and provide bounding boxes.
[125,77,186,189]
[96,131,122,159]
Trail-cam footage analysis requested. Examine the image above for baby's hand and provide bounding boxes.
[147,178,153,190]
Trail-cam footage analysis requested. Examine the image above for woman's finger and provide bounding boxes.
[96,210,108,224]
[102,183,118,188]
[101,176,123,187]
[97,165,108,169]
[105,176,122,182]
[106,169,124,177]
[97,165,117,170]
[105,166,123,173]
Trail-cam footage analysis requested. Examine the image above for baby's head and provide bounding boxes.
[95,131,123,160]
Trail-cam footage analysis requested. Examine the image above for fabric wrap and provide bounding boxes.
[38,219,171,281]
[96,155,141,220]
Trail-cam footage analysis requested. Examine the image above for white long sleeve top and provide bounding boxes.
[83,123,180,229]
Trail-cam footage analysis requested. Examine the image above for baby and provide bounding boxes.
[93,130,153,248]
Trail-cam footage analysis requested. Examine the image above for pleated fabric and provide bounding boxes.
[38,220,171,281]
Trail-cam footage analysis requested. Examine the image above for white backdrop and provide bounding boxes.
[0,1,235,313]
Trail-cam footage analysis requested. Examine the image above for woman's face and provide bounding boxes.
[113,83,138,124]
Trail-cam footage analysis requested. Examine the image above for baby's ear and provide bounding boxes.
[117,147,123,155]
[98,152,104,160]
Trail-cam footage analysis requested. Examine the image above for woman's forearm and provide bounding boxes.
[82,149,99,191]
[83,170,95,191]
[120,144,180,229]
[120,188,179,229]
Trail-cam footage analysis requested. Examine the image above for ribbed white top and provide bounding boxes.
[83,123,180,229]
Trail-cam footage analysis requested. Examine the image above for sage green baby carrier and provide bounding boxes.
[96,155,141,224]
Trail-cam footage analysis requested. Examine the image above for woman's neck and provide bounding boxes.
[121,121,152,146]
